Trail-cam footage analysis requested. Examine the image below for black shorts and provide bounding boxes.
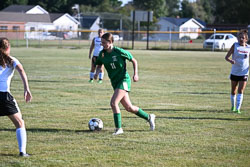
[0,92,19,116]
[230,74,248,81]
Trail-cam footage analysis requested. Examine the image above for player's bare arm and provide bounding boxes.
[225,44,235,64]
[16,64,32,102]
[89,38,95,59]
[131,58,139,82]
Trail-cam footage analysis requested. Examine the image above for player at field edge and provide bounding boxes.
[0,38,32,156]
[225,29,250,114]
[94,32,155,135]
[88,29,105,83]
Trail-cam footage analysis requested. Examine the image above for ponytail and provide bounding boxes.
[0,38,13,68]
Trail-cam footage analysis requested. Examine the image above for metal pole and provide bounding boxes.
[169,29,172,50]
[146,11,150,50]
[132,10,135,50]
[212,29,216,51]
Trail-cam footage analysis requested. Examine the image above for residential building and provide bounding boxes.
[154,17,206,41]
[0,5,79,39]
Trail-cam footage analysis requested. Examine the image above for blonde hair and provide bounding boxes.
[0,38,13,68]
[238,29,248,41]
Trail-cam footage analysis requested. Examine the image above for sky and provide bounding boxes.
[120,0,133,6]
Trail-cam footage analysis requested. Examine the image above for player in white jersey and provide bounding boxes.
[88,29,104,83]
[0,38,32,156]
[225,29,250,114]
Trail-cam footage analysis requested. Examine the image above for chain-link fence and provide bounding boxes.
[0,29,247,51]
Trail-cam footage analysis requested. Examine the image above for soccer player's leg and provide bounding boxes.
[120,92,155,131]
[8,112,29,157]
[236,80,247,113]
[230,80,238,112]
[110,89,126,135]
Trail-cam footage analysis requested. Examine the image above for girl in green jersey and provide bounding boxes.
[95,33,155,135]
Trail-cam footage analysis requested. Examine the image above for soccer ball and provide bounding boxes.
[88,118,103,131]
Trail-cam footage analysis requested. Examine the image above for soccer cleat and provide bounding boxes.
[231,106,236,112]
[112,128,124,135]
[88,79,94,83]
[98,79,103,84]
[236,109,241,114]
[19,152,30,157]
[149,114,156,131]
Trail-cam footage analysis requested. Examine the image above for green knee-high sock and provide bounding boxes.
[135,108,149,121]
[113,113,122,129]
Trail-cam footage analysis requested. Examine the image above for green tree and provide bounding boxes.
[180,0,194,18]
[165,0,181,17]
[214,0,250,24]
[179,0,215,24]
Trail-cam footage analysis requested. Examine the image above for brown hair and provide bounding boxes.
[238,29,248,41]
[0,37,13,68]
[101,33,114,43]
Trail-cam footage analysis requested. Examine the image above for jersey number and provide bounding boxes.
[110,63,116,69]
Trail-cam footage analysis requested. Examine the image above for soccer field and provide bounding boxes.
[0,48,250,167]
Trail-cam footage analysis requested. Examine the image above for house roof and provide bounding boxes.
[161,17,206,27]
[50,13,80,25]
[1,5,35,13]
[1,5,48,14]
[0,12,51,23]
[49,13,65,22]
[80,15,99,29]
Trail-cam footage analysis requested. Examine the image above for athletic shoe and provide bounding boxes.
[149,114,156,131]
[88,79,94,83]
[113,128,124,135]
[236,109,241,114]
[19,152,30,157]
[98,80,103,84]
[231,106,236,112]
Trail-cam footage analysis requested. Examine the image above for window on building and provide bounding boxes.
[190,28,197,32]
[0,26,8,30]
[182,27,188,32]
[13,26,20,31]
[30,27,35,31]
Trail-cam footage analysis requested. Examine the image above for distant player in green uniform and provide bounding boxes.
[94,33,155,135]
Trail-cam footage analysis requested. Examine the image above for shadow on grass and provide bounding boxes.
[0,128,106,133]
[173,92,228,95]
[123,116,250,121]
[173,92,250,95]
[29,80,67,83]
[100,107,225,113]
[0,153,16,156]
[98,108,250,121]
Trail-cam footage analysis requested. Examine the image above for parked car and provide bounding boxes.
[113,35,123,41]
[203,33,238,50]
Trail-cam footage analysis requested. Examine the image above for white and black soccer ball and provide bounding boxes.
[88,118,103,131]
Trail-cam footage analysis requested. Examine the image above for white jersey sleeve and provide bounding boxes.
[0,56,21,92]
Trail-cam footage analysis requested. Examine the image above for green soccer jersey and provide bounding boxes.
[95,46,133,89]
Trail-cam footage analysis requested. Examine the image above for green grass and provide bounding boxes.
[0,48,250,167]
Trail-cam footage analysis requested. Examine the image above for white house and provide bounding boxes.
[50,13,80,39]
[78,15,101,40]
[2,5,48,14]
[0,5,80,39]
[154,17,206,40]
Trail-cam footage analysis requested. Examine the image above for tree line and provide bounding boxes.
[1,0,249,25]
